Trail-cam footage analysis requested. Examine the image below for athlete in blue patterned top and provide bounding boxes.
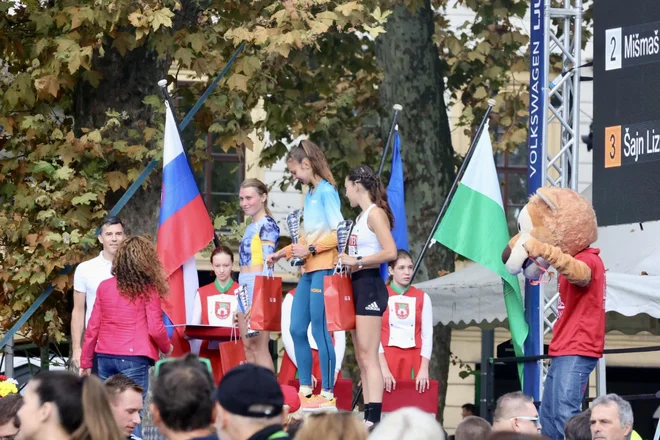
[237,178,280,371]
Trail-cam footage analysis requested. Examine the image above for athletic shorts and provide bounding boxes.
[351,268,388,317]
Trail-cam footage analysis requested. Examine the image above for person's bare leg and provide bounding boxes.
[355,315,384,423]
[236,313,256,363]
[252,331,274,371]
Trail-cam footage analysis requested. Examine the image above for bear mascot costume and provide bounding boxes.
[502,187,606,440]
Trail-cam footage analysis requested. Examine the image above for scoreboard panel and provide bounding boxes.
[593,0,660,226]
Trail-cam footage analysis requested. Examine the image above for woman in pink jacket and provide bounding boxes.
[80,235,172,435]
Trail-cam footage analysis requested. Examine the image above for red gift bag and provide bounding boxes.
[219,331,247,375]
[323,273,356,331]
[250,273,283,331]
[382,379,439,417]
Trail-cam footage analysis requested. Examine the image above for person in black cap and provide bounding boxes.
[214,363,290,440]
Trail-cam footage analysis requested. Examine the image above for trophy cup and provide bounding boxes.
[236,285,259,338]
[286,209,305,267]
[334,220,354,274]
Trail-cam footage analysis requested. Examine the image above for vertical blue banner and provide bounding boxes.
[525,0,546,401]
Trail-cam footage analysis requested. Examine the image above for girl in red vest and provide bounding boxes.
[190,246,240,384]
[379,250,433,393]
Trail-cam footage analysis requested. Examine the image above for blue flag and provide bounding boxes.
[381,129,409,281]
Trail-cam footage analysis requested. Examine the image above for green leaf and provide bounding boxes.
[473,87,488,100]
[37,209,56,221]
[51,129,64,140]
[31,12,53,32]
[71,193,98,205]
[32,161,56,175]
[143,94,162,108]
[174,47,194,67]
[185,33,205,52]
[227,74,249,92]
[30,272,46,285]
[53,166,74,180]
[214,216,228,229]
[88,130,102,143]
[150,8,174,31]
[45,232,63,243]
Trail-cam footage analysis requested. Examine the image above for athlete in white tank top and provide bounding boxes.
[348,204,383,261]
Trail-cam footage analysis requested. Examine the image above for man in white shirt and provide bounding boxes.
[70,215,125,369]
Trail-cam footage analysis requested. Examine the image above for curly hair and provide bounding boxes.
[112,235,169,300]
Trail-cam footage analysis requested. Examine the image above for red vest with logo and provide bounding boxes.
[199,280,239,325]
[381,285,424,349]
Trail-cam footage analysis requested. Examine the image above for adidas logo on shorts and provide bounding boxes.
[365,302,380,312]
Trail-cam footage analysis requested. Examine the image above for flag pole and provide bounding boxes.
[411,99,497,282]
[377,104,403,176]
[158,80,221,248]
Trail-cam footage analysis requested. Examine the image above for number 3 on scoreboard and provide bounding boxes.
[605,28,622,71]
[605,126,621,168]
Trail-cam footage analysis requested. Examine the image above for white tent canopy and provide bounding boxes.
[415,185,660,335]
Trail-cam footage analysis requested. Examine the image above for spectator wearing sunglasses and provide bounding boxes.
[151,354,218,440]
[0,394,22,440]
[492,392,541,436]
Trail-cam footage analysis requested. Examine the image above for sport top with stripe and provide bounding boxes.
[284,180,344,272]
[348,204,382,258]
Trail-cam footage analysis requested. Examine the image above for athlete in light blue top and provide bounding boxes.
[268,140,344,409]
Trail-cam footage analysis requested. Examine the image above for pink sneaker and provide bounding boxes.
[300,394,337,411]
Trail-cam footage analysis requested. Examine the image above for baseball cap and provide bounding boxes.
[281,385,301,413]
[214,364,284,418]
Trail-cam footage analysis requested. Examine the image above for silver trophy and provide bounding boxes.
[236,285,259,338]
[334,220,354,274]
[286,209,305,267]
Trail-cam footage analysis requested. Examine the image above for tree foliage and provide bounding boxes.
[0,0,589,346]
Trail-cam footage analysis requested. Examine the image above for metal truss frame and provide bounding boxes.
[535,0,605,398]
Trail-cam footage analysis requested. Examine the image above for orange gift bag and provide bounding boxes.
[250,270,283,331]
[323,272,356,331]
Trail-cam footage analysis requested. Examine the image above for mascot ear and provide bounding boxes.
[536,188,557,212]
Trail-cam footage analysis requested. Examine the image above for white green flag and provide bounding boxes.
[433,121,527,384]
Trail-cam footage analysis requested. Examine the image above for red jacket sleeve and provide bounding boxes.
[145,289,171,354]
[80,286,102,369]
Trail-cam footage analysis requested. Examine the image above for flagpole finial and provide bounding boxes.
[158,79,168,88]
[393,104,403,111]
[487,98,496,108]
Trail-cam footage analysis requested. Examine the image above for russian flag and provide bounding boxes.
[381,128,409,281]
[157,102,214,357]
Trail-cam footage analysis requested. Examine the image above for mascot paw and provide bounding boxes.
[523,237,543,258]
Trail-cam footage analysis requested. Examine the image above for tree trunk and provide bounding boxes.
[73,39,168,237]
[375,0,456,424]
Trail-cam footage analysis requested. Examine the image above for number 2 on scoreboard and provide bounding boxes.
[605,28,622,71]
[604,126,621,168]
